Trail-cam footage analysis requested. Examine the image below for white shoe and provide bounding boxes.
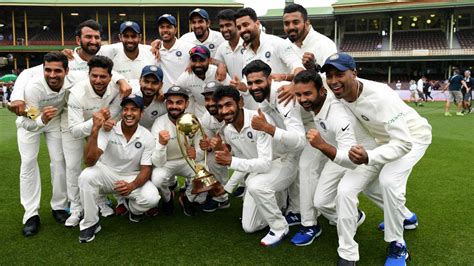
[98,203,114,217]
[260,228,289,247]
[65,211,81,227]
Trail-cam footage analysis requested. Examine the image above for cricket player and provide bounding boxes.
[112,21,157,81]
[321,53,432,266]
[18,52,73,236]
[241,59,306,229]
[213,85,297,246]
[150,86,205,216]
[175,45,231,118]
[180,8,225,58]
[65,56,123,226]
[78,94,159,243]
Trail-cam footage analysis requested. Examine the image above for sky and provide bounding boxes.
[237,0,337,16]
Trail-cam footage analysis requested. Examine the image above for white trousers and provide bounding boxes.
[241,157,298,236]
[299,145,328,226]
[380,142,429,243]
[78,162,160,230]
[206,152,229,202]
[17,127,68,224]
[61,130,84,213]
[151,159,206,204]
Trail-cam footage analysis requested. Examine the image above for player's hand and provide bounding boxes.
[277,83,295,106]
[251,108,269,132]
[307,128,326,150]
[92,112,105,129]
[103,119,116,132]
[270,73,287,81]
[302,52,317,71]
[100,108,111,120]
[61,48,74,60]
[230,75,247,92]
[114,180,136,196]
[150,39,162,61]
[41,106,57,124]
[117,79,132,99]
[199,135,212,151]
[187,146,197,160]
[7,100,26,116]
[210,132,223,151]
[215,140,232,166]
[158,130,170,145]
[348,144,369,165]
[185,62,192,73]
[215,63,227,82]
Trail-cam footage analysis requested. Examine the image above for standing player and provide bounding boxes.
[112,21,157,81]
[462,70,472,113]
[150,86,205,216]
[78,95,159,243]
[65,56,123,227]
[180,8,225,58]
[18,52,73,236]
[322,53,432,266]
[175,45,231,117]
[443,69,468,116]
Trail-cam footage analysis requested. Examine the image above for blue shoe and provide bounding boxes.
[290,225,322,246]
[385,241,409,266]
[378,213,418,231]
[285,212,301,226]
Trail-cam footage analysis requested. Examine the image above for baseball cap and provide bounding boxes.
[141,65,163,81]
[121,94,145,109]
[189,8,210,21]
[164,85,189,99]
[119,21,141,34]
[321,53,356,73]
[157,14,177,27]
[189,45,210,59]
[201,81,221,95]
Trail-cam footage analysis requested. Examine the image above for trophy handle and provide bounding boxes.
[175,113,209,173]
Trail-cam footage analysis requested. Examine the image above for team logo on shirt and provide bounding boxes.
[265,51,271,58]
[247,132,253,139]
[361,115,369,121]
[151,110,159,116]
[209,44,215,49]
[319,121,327,131]
[135,141,142,149]
[176,51,182,57]
[240,48,245,54]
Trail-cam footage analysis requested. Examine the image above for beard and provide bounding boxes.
[192,65,209,77]
[249,87,270,103]
[168,108,184,120]
[80,41,100,55]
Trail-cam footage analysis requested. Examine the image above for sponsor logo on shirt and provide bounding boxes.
[386,112,404,125]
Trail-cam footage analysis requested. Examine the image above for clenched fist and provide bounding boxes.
[159,130,171,146]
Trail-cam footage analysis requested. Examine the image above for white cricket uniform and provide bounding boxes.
[112,44,158,81]
[215,38,245,79]
[64,79,121,213]
[338,78,432,244]
[18,76,73,223]
[221,108,297,237]
[288,26,337,68]
[78,123,159,230]
[180,29,225,58]
[150,113,205,203]
[158,39,195,93]
[129,80,167,130]
[175,65,231,118]
[242,31,304,75]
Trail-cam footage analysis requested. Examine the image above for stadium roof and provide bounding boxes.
[1,0,243,7]
[263,6,334,19]
[333,0,474,14]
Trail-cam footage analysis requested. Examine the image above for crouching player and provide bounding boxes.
[78,94,160,243]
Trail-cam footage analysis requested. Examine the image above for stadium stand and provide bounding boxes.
[456,30,474,49]
[392,30,448,50]
[340,33,382,52]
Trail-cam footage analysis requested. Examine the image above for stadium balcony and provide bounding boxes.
[392,30,447,51]
[340,33,382,52]
[456,30,474,49]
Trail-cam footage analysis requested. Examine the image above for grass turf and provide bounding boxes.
[0,102,473,265]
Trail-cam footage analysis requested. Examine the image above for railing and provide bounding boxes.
[348,49,474,57]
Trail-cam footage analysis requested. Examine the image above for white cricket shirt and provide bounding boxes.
[180,29,225,58]
[215,38,245,79]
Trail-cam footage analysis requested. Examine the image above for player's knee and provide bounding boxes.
[313,195,332,211]
[78,168,96,188]
[241,222,258,234]
[142,190,160,209]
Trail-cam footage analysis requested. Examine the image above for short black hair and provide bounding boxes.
[217,9,236,22]
[294,70,323,92]
[43,52,68,69]
[242,60,272,78]
[213,85,241,104]
[88,55,114,75]
[75,19,102,37]
[234,7,258,22]
[283,3,308,21]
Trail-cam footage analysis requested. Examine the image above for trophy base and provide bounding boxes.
[191,178,226,197]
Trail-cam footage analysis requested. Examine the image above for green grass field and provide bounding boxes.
[0,102,473,265]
